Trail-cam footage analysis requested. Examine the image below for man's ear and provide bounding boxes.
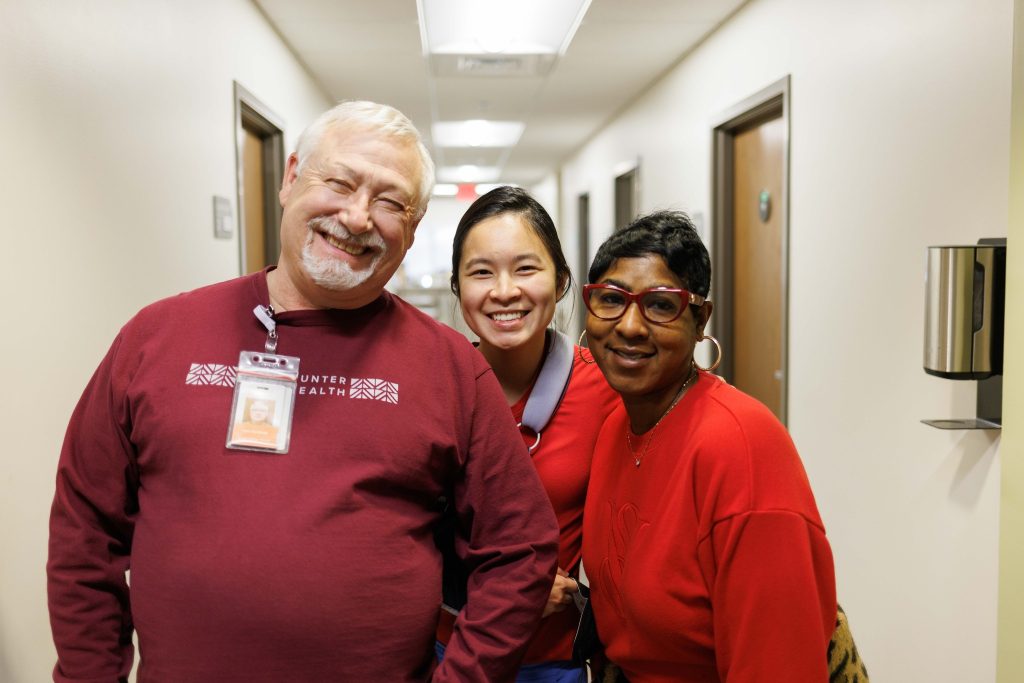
[279,153,300,207]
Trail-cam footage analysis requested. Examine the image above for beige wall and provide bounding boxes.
[997,1,1024,680]
[559,0,1014,679]
[0,1,331,679]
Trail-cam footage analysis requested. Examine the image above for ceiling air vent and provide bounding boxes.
[460,55,523,73]
[430,53,556,78]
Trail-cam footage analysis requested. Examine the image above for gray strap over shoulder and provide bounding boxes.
[520,329,575,436]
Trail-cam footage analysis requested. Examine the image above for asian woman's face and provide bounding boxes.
[457,212,561,352]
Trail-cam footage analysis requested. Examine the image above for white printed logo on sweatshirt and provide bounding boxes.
[350,378,399,404]
[185,364,399,405]
[186,363,237,387]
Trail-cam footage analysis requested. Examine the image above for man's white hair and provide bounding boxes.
[294,100,435,220]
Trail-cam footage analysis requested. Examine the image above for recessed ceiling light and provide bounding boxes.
[438,165,502,183]
[418,0,591,56]
[432,120,525,148]
[432,183,459,197]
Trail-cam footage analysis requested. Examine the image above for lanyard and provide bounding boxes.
[253,305,279,353]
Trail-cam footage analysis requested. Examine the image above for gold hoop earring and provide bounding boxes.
[694,334,723,372]
[577,330,594,365]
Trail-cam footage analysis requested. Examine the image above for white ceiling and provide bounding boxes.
[254,0,749,186]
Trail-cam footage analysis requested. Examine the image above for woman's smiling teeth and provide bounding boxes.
[490,311,526,322]
[612,347,654,360]
[324,233,368,256]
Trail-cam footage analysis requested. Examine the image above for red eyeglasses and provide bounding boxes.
[583,284,706,324]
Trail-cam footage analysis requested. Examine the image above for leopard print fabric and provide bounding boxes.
[828,604,869,682]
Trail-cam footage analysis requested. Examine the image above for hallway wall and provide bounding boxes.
[559,0,1013,680]
[0,1,331,680]
[997,1,1024,680]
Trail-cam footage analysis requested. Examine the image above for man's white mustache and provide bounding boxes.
[308,216,385,249]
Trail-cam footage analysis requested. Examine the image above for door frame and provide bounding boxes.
[576,191,591,334]
[711,75,791,423]
[613,161,641,231]
[234,82,285,275]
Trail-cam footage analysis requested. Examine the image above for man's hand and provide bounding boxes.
[542,567,580,617]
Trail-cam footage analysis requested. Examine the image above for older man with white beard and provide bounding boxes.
[47,101,560,683]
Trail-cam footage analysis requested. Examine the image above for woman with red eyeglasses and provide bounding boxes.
[580,211,838,682]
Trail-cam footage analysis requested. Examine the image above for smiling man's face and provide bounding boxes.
[275,122,422,309]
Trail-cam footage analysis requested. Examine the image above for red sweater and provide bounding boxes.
[48,270,559,683]
[583,373,836,682]
[438,348,620,664]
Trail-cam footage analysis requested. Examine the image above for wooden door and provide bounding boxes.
[732,116,784,419]
[242,127,266,274]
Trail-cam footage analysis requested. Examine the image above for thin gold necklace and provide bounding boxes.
[625,366,699,468]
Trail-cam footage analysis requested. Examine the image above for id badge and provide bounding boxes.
[226,350,300,454]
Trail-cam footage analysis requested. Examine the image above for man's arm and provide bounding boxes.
[48,334,138,683]
[433,367,559,683]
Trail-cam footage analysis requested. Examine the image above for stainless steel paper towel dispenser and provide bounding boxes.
[922,238,1005,429]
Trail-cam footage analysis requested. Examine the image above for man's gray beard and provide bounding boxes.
[300,219,385,291]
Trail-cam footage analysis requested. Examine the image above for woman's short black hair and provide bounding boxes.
[587,210,711,298]
[450,186,572,299]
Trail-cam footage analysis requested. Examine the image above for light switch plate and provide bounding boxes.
[213,196,233,239]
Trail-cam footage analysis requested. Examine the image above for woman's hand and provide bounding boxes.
[542,567,580,617]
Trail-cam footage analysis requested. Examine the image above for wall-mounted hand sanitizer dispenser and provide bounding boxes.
[923,242,1005,379]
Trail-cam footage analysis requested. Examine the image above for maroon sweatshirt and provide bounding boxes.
[48,270,559,683]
